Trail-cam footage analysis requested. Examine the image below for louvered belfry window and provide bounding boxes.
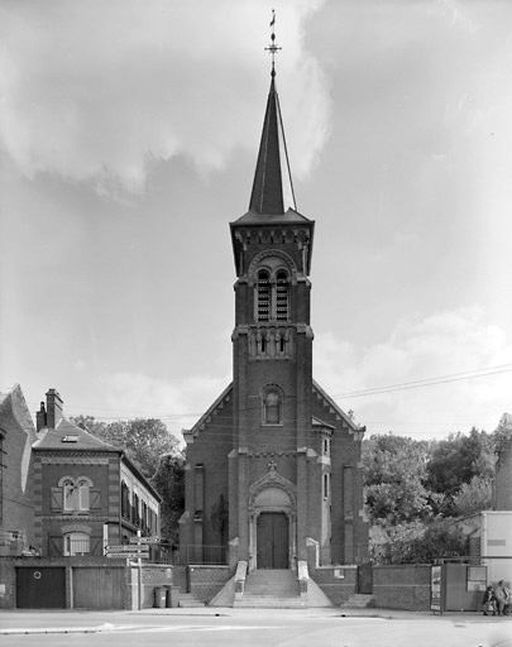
[275,270,289,321]
[257,269,271,321]
[256,268,289,322]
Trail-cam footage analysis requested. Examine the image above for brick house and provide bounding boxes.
[32,389,161,557]
[0,385,38,555]
[179,66,368,573]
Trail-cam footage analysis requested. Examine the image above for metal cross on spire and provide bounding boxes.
[265,9,281,78]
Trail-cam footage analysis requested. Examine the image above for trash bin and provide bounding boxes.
[153,586,166,608]
[165,585,178,608]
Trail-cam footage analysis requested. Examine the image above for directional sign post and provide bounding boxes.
[105,544,150,560]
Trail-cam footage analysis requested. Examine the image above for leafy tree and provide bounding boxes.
[362,434,431,525]
[151,452,185,544]
[426,428,495,497]
[451,475,493,517]
[71,415,180,479]
[71,415,184,542]
[375,519,468,565]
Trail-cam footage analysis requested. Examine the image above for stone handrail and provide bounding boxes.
[234,560,248,598]
[297,559,308,598]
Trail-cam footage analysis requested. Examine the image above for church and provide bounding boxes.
[179,39,368,581]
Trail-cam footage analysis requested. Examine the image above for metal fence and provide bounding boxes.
[174,544,226,566]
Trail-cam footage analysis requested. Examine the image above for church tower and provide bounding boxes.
[180,27,368,578]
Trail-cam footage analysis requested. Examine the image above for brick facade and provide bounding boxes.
[32,389,160,558]
[179,74,368,572]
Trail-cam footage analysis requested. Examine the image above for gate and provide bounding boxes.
[16,567,66,609]
[357,563,373,594]
[257,512,289,569]
[73,566,126,609]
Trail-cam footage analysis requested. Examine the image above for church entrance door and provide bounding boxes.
[256,512,289,569]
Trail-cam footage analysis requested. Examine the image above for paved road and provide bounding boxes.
[0,608,511,647]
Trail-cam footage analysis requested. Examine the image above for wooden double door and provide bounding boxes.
[256,512,289,569]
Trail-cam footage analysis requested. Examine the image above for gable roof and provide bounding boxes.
[312,380,362,433]
[184,382,233,441]
[33,417,119,452]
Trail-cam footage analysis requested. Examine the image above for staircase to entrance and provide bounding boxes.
[234,569,304,608]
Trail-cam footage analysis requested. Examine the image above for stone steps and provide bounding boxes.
[341,593,375,609]
[236,595,305,608]
[176,592,205,608]
[234,569,303,608]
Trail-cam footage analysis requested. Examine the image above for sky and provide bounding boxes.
[1,0,511,441]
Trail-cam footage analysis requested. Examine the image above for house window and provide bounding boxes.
[263,387,282,425]
[121,481,130,519]
[59,476,92,512]
[255,267,290,322]
[63,531,90,556]
[323,438,330,455]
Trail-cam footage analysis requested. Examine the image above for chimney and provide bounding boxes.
[46,389,64,429]
[36,402,47,431]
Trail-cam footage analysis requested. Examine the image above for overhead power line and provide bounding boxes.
[26,362,512,421]
[337,363,512,398]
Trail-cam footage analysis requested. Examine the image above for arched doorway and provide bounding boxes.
[248,481,296,571]
[257,512,289,568]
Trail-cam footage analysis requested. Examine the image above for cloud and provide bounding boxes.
[0,0,329,193]
[98,371,229,438]
[315,308,512,438]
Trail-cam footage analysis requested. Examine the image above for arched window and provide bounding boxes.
[59,476,92,512]
[77,478,90,510]
[255,267,290,322]
[275,270,289,321]
[263,387,282,425]
[257,269,271,321]
[61,477,77,512]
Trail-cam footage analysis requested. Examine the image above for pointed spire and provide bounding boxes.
[249,11,296,216]
[249,79,284,215]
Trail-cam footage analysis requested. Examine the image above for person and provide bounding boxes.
[503,582,511,616]
[482,585,496,616]
[494,580,510,616]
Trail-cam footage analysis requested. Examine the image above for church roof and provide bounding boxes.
[33,417,118,452]
[232,206,312,226]
[249,76,287,216]
[312,380,362,432]
[184,382,233,441]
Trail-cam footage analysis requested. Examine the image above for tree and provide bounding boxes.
[71,415,180,479]
[451,475,493,517]
[71,415,184,542]
[151,452,185,544]
[378,519,468,564]
[362,434,431,525]
[426,428,495,514]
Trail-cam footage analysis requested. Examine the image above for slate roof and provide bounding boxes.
[33,417,118,452]
[312,380,361,432]
[231,206,313,226]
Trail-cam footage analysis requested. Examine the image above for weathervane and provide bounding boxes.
[265,9,281,77]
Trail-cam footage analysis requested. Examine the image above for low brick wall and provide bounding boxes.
[188,565,232,603]
[373,564,431,611]
[139,563,174,608]
[311,565,358,605]
[0,556,177,610]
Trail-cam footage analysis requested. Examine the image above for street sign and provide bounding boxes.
[106,544,149,558]
[106,544,149,552]
[129,536,160,545]
[106,551,149,560]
